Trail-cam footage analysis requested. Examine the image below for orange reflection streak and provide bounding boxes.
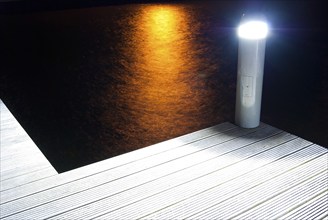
[127,5,199,140]
[104,5,218,150]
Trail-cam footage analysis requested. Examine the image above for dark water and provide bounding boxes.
[1,2,327,172]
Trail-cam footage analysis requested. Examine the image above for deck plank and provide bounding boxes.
[93,142,327,219]
[277,190,328,220]
[233,172,327,219]
[184,156,327,219]
[140,145,327,219]
[1,167,57,192]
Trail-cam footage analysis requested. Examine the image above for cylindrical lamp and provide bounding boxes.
[235,14,269,128]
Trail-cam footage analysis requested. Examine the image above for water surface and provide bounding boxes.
[1,2,327,172]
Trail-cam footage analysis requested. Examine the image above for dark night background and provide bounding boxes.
[1,0,327,172]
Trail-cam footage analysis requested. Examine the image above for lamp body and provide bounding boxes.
[235,37,266,128]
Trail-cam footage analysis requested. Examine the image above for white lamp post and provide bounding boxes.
[235,14,269,128]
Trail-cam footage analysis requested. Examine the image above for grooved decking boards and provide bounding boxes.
[0,100,58,192]
[1,99,327,219]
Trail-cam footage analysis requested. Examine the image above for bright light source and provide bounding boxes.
[237,21,268,40]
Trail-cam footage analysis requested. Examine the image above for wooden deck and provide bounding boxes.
[1,99,327,219]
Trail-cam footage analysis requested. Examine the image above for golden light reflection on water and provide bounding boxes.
[104,5,223,152]
[135,6,191,101]
[148,7,179,42]
[131,6,201,140]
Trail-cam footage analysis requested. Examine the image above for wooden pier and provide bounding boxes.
[1,99,327,219]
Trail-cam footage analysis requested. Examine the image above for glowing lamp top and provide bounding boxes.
[237,20,269,40]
